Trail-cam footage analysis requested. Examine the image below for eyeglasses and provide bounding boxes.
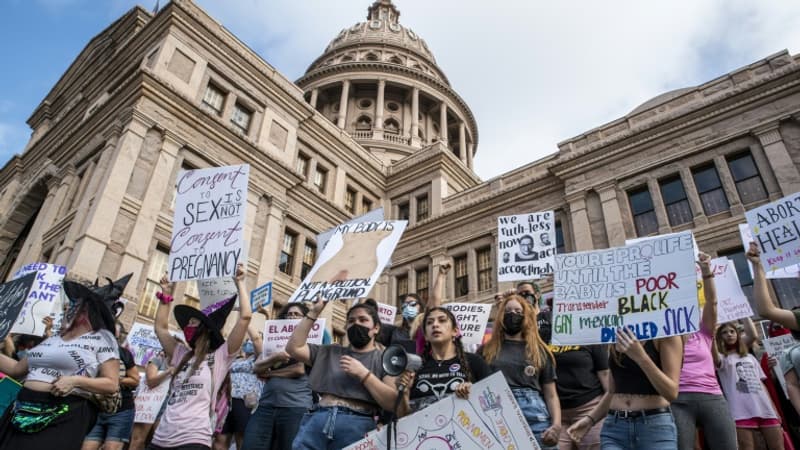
[403,301,418,307]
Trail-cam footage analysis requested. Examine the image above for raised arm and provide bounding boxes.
[698,252,717,332]
[155,275,177,358]
[748,242,797,329]
[428,262,451,309]
[740,316,758,349]
[286,298,328,365]
[227,264,253,354]
[248,321,263,356]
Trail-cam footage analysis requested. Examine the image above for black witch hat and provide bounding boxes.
[174,295,236,351]
[61,273,132,334]
[91,273,132,318]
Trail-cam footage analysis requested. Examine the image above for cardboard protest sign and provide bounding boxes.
[738,224,800,278]
[126,323,182,366]
[262,318,326,356]
[169,164,249,282]
[317,207,385,252]
[0,274,36,340]
[443,303,492,346]
[250,282,272,310]
[377,302,396,325]
[762,335,800,398]
[198,277,238,309]
[745,194,800,272]
[713,257,754,324]
[11,263,67,336]
[289,220,407,302]
[344,371,539,450]
[553,231,698,345]
[134,374,170,424]
[497,211,555,281]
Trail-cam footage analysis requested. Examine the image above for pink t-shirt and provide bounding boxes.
[151,343,235,447]
[718,353,778,421]
[678,324,723,395]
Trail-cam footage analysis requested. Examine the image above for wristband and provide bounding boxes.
[584,415,597,425]
[156,291,174,304]
[304,314,318,321]
[702,273,715,280]
[361,372,372,385]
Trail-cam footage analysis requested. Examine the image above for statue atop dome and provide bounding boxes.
[367,0,400,24]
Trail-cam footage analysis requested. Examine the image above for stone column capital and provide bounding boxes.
[753,125,783,147]
[564,190,587,208]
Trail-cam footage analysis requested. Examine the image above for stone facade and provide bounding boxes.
[2,0,800,336]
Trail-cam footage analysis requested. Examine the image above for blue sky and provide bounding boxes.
[1,1,799,180]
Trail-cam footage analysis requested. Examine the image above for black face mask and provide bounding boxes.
[537,311,552,344]
[347,324,373,348]
[503,312,524,335]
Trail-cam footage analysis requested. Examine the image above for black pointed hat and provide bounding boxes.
[62,281,116,334]
[91,273,132,318]
[174,295,236,351]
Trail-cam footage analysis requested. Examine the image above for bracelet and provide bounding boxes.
[361,372,372,385]
[156,291,174,304]
[304,314,318,321]
[702,273,715,279]
[584,415,597,425]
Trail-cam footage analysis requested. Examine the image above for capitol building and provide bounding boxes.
[2,0,800,335]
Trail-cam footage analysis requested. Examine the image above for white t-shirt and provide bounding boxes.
[717,353,778,421]
[151,343,235,447]
[25,329,119,397]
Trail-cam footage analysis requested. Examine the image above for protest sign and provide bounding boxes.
[762,335,800,398]
[0,377,21,417]
[738,223,800,278]
[11,263,67,336]
[344,371,539,450]
[0,274,36,340]
[126,323,181,366]
[713,258,754,324]
[553,231,698,345]
[745,194,800,272]
[443,303,492,346]
[377,302,396,325]
[250,282,272,310]
[497,211,555,282]
[198,277,238,308]
[317,207,385,252]
[134,374,170,424]
[289,220,407,302]
[169,164,249,282]
[262,318,326,356]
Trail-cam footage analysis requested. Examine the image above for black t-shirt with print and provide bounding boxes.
[550,344,608,409]
[481,340,556,392]
[408,352,493,412]
[119,346,136,411]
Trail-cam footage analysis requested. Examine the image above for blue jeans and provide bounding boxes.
[291,406,376,450]
[85,407,135,443]
[512,388,556,450]
[241,404,307,450]
[600,411,677,450]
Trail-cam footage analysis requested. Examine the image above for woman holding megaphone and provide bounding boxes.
[286,297,397,449]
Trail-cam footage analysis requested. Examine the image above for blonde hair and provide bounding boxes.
[715,322,748,357]
[482,294,554,371]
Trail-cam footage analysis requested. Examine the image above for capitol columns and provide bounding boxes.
[645,178,670,234]
[754,123,800,196]
[565,191,593,251]
[597,183,626,247]
[337,80,350,129]
[309,88,319,109]
[374,79,386,140]
[410,87,420,147]
[439,101,448,144]
[257,196,288,286]
[466,143,474,170]
[458,122,467,165]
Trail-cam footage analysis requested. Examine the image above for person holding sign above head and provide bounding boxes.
[0,279,122,449]
[567,326,683,449]
[480,294,560,449]
[242,303,312,450]
[669,252,737,450]
[148,264,252,450]
[397,307,493,416]
[286,298,397,450]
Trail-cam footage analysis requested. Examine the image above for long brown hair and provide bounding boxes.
[482,294,554,370]
[715,322,748,357]
[421,307,473,381]
[176,326,212,379]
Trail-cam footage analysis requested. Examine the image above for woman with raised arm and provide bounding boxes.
[286,299,397,449]
[480,294,560,449]
[217,322,263,450]
[0,279,122,449]
[148,264,252,450]
[670,253,737,450]
[567,327,683,450]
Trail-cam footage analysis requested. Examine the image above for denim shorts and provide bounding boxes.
[85,407,136,443]
[291,406,376,450]
[600,410,677,450]
[512,388,555,450]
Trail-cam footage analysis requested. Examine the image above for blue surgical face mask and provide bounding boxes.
[242,341,255,355]
[401,304,419,321]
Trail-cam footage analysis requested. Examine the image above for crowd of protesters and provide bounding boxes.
[2,243,800,450]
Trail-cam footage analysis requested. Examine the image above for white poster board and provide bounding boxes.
[762,335,800,399]
[169,164,249,282]
[289,220,407,302]
[126,322,182,366]
[738,223,800,278]
[344,371,540,450]
[133,375,170,424]
[553,231,699,345]
[262,318,326,356]
[11,263,67,336]
[713,257,754,324]
[745,195,800,272]
[443,303,492,346]
[317,207,385,252]
[497,211,555,281]
[198,277,238,309]
[377,302,397,325]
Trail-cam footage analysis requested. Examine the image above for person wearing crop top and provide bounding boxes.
[0,277,125,449]
[670,252,737,450]
[287,298,398,449]
[568,328,683,450]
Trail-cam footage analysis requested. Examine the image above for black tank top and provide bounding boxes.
[609,340,662,396]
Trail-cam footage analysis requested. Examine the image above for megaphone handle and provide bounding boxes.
[387,384,406,450]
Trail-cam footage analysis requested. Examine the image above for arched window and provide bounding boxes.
[365,52,379,61]
[356,116,373,130]
[389,56,403,65]
[384,118,400,134]
[341,55,354,62]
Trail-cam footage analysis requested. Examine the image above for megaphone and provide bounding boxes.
[381,344,422,376]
